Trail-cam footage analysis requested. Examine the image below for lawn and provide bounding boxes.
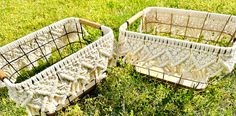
[0,0,236,115]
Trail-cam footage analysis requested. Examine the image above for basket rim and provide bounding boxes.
[143,7,236,18]
[0,17,111,54]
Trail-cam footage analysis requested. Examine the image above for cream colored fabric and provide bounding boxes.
[119,7,236,89]
[0,18,115,115]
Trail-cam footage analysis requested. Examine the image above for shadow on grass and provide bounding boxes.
[0,87,9,99]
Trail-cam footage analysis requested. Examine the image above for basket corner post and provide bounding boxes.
[0,70,7,81]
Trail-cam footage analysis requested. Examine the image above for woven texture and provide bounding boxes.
[119,7,236,89]
[0,18,115,115]
[0,18,88,86]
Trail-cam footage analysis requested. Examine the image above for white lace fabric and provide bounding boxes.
[119,7,236,89]
[0,18,115,115]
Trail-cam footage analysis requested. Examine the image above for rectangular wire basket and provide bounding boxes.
[119,7,236,89]
[0,17,115,115]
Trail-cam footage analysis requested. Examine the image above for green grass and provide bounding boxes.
[0,0,236,115]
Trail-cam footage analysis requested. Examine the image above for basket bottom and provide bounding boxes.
[134,64,207,89]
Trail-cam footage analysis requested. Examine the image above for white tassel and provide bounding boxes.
[77,75,87,80]
[21,91,34,107]
[99,49,111,57]
[82,61,94,69]
[41,97,48,113]
[59,73,75,81]
[35,90,51,96]
[96,63,106,69]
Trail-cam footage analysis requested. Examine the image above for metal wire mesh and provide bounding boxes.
[142,8,236,47]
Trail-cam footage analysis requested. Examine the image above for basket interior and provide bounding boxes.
[0,19,103,83]
[129,8,236,47]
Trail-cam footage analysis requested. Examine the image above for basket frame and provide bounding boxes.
[119,7,236,90]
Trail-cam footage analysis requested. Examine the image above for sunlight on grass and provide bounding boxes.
[0,0,236,115]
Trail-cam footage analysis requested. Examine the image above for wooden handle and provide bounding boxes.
[127,11,144,25]
[79,18,101,29]
[0,70,7,81]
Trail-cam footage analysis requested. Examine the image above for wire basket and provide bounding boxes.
[0,17,115,115]
[119,7,236,90]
